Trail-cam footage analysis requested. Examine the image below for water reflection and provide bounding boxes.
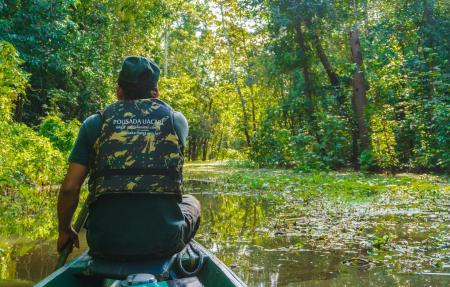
[192,193,450,287]
[0,235,88,286]
[1,182,449,286]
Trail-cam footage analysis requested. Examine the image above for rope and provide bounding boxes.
[176,243,205,277]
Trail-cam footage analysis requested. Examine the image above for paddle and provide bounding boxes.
[55,192,94,270]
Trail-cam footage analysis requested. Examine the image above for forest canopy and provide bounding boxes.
[0,0,449,174]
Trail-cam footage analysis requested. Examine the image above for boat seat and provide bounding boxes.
[85,254,177,280]
[83,248,201,280]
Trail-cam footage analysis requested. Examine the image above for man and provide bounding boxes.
[57,56,200,259]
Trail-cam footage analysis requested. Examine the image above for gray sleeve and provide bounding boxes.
[173,111,189,147]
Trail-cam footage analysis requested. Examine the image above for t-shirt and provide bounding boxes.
[68,109,188,167]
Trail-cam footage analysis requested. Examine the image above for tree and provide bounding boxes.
[349,0,370,163]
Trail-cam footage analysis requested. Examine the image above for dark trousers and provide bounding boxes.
[179,194,201,244]
[87,193,201,259]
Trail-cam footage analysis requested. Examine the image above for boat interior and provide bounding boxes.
[38,250,205,287]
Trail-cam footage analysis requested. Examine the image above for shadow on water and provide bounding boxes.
[1,179,449,286]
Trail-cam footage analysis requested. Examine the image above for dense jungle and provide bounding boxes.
[0,0,449,286]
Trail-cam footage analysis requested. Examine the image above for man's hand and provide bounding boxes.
[57,227,80,253]
[57,162,88,252]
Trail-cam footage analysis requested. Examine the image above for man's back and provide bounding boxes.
[70,99,192,258]
[57,57,200,260]
[80,98,186,258]
[89,99,184,196]
[68,100,188,169]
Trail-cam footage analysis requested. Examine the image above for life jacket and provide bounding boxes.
[88,99,183,197]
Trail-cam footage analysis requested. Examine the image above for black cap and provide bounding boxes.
[118,56,160,87]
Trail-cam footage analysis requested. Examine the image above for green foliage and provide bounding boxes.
[38,115,80,154]
[432,102,450,172]
[368,106,399,171]
[1,0,446,172]
[0,185,57,239]
[370,235,390,250]
[0,41,28,121]
[359,149,377,172]
[315,112,352,168]
[253,107,352,171]
[185,162,448,202]
[0,121,65,188]
[249,0,449,173]
[0,117,81,240]
[0,42,68,240]
[290,129,323,171]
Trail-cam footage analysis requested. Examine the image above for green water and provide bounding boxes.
[1,177,450,286]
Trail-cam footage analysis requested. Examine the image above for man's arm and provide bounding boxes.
[57,162,89,252]
[173,111,188,147]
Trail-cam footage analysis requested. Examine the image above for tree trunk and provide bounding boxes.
[238,13,257,134]
[350,28,370,151]
[187,139,193,161]
[220,3,251,147]
[308,23,344,106]
[306,20,339,89]
[14,93,24,122]
[163,23,169,76]
[351,114,360,169]
[250,86,257,132]
[202,138,208,161]
[216,129,224,159]
[295,22,314,119]
[422,0,435,50]
[190,138,198,161]
[421,0,435,100]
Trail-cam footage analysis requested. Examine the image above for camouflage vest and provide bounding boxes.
[89,99,183,197]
